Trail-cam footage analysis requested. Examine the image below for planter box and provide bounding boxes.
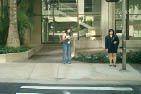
[0,45,43,63]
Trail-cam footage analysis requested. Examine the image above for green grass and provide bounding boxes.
[72,52,141,64]
[0,46,30,54]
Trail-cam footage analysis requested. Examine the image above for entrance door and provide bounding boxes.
[42,0,78,43]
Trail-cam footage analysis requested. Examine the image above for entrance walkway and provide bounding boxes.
[27,44,105,63]
[27,44,81,63]
[27,44,63,63]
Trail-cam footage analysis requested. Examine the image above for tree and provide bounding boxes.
[0,0,9,45]
[7,0,20,47]
[17,0,34,45]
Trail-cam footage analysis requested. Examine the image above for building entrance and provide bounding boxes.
[42,0,102,44]
[42,0,78,43]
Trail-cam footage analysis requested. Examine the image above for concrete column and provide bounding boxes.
[78,0,84,15]
[101,0,115,48]
[30,0,42,46]
[108,3,115,29]
[78,0,84,21]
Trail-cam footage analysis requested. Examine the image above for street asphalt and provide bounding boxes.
[0,83,141,94]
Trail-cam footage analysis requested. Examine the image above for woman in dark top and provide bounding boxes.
[105,29,119,67]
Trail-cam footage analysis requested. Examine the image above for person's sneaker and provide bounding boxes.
[113,64,116,67]
[63,62,66,64]
[109,64,112,67]
[68,62,71,64]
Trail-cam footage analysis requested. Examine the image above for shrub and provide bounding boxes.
[72,51,141,64]
[85,19,93,26]
[0,5,9,45]
[0,46,30,54]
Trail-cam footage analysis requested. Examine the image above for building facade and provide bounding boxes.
[25,0,141,49]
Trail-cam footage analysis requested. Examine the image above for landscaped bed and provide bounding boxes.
[0,46,30,54]
[72,51,141,64]
[0,45,43,63]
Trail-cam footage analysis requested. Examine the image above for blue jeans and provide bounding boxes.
[62,43,71,63]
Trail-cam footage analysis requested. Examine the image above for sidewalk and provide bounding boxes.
[0,62,141,84]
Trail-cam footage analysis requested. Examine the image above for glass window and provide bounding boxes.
[42,0,102,43]
[84,0,92,12]
[115,0,141,39]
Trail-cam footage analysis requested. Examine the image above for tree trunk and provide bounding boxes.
[7,0,20,47]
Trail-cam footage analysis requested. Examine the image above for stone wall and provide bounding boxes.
[75,40,141,49]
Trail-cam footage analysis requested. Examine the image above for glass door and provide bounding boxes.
[42,0,78,43]
[42,0,102,43]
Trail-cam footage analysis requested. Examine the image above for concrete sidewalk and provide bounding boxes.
[0,63,141,84]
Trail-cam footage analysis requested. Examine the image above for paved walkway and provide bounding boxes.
[0,63,141,84]
[0,45,141,84]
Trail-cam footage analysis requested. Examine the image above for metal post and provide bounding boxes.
[77,0,80,40]
[126,0,129,40]
[122,0,127,70]
[53,0,55,40]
